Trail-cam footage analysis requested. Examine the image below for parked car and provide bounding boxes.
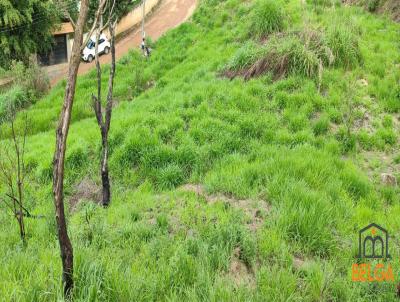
[82,34,111,63]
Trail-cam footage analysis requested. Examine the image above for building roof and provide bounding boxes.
[53,22,74,35]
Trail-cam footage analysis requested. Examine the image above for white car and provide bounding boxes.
[82,34,111,63]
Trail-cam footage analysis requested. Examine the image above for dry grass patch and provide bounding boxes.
[69,178,102,211]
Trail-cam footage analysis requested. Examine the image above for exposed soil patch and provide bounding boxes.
[381,172,398,186]
[69,178,101,211]
[358,150,400,185]
[352,106,374,133]
[292,255,306,270]
[343,0,400,22]
[181,184,270,232]
[227,247,256,288]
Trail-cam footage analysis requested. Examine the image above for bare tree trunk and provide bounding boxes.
[11,121,26,242]
[100,127,111,206]
[6,118,27,242]
[92,17,117,207]
[52,0,89,297]
[0,113,32,242]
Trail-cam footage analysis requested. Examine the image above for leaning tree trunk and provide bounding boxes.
[52,0,89,297]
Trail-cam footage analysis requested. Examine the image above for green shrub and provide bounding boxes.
[238,230,257,266]
[336,126,356,153]
[376,128,397,146]
[155,164,185,190]
[250,0,285,38]
[113,129,158,168]
[66,143,90,172]
[383,85,400,113]
[380,186,399,205]
[0,85,30,122]
[382,115,393,128]
[340,165,371,200]
[313,115,330,136]
[307,0,340,7]
[357,130,375,150]
[367,0,380,12]
[269,34,322,77]
[226,41,263,71]
[326,24,362,68]
[11,60,50,99]
[279,185,336,255]
[231,29,338,81]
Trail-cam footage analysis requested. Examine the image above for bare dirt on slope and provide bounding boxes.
[343,0,400,22]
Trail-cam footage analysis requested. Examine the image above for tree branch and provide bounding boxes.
[56,1,77,29]
[5,194,32,218]
[92,94,104,128]
[81,0,108,52]
[105,18,117,133]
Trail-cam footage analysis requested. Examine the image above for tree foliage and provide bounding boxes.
[87,0,139,27]
[62,0,139,28]
[0,0,59,69]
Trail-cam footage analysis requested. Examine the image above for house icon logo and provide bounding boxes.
[358,223,391,259]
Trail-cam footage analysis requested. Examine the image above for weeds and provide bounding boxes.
[1,0,400,300]
[250,0,286,38]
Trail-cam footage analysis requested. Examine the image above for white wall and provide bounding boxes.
[70,0,161,50]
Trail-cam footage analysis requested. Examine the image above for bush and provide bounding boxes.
[257,32,325,79]
[307,0,340,7]
[336,126,356,153]
[326,24,362,69]
[278,184,336,256]
[367,0,380,12]
[250,0,285,38]
[0,85,30,122]
[0,60,49,123]
[155,164,185,190]
[376,128,397,146]
[313,115,330,136]
[226,41,263,71]
[227,22,361,82]
[11,60,50,99]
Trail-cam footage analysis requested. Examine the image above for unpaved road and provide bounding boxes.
[49,0,197,86]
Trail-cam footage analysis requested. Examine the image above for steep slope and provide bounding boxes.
[0,0,399,301]
[345,0,400,22]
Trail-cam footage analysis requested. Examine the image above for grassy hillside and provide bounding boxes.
[345,0,400,22]
[1,0,400,300]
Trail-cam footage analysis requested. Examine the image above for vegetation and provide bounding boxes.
[0,0,59,69]
[249,0,286,38]
[0,0,400,301]
[64,0,141,28]
[0,61,49,123]
[88,0,140,26]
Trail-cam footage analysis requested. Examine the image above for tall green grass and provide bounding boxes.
[250,0,286,38]
[0,0,399,300]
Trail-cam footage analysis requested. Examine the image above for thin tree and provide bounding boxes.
[92,1,117,207]
[0,114,29,243]
[52,0,89,297]
[53,0,110,296]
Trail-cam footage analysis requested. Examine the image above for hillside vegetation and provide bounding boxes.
[345,0,400,22]
[1,0,400,301]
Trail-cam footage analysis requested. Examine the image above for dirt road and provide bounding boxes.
[49,0,197,86]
